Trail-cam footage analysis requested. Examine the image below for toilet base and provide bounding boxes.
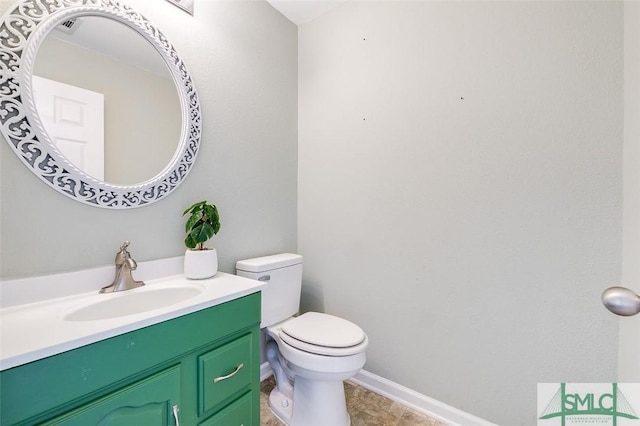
[269,387,293,424]
[269,376,351,426]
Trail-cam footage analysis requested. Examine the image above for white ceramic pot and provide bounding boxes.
[184,248,218,279]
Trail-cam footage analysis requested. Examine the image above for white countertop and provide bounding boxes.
[0,259,264,371]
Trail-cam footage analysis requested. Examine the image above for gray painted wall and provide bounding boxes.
[298,2,622,425]
[620,1,640,381]
[0,0,298,279]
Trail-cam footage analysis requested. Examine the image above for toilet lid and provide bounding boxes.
[280,312,365,349]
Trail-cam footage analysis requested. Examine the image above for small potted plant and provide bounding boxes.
[183,200,221,279]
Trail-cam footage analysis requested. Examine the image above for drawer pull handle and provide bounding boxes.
[213,363,244,383]
[172,404,180,426]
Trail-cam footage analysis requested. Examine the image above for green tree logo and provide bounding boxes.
[539,383,639,425]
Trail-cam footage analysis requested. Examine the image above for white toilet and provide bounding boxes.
[236,253,368,426]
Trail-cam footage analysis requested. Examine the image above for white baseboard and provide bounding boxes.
[259,363,496,426]
[350,369,497,426]
[261,361,274,382]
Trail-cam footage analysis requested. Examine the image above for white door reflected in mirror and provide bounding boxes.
[32,75,105,181]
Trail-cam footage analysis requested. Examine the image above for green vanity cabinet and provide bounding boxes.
[0,292,261,426]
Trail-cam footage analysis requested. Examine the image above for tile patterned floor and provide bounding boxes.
[260,376,448,426]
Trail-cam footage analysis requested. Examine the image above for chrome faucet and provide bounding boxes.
[100,241,145,293]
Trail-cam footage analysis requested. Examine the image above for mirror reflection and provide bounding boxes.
[32,16,182,185]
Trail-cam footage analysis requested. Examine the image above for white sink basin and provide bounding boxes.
[64,284,204,321]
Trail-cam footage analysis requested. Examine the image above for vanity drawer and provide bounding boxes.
[199,392,253,426]
[198,334,252,414]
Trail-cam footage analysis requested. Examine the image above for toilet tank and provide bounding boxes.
[236,253,303,328]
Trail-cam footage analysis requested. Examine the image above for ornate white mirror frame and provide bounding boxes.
[0,0,201,208]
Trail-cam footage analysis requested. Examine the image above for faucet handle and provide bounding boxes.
[119,241,131,253]
[115,241,131,265]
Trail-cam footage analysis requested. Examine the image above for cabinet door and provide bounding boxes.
[44,365,181,426]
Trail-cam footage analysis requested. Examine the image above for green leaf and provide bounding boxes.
[183,200,206,216]
[185,210,203,233]
[190,223,214,245]
[203,204,215,220]
[185,234,196,249]
[199,223,215,241]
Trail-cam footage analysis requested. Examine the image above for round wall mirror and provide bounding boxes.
[0,0,201,208]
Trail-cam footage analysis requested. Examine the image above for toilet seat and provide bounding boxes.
[279,312,368,356]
